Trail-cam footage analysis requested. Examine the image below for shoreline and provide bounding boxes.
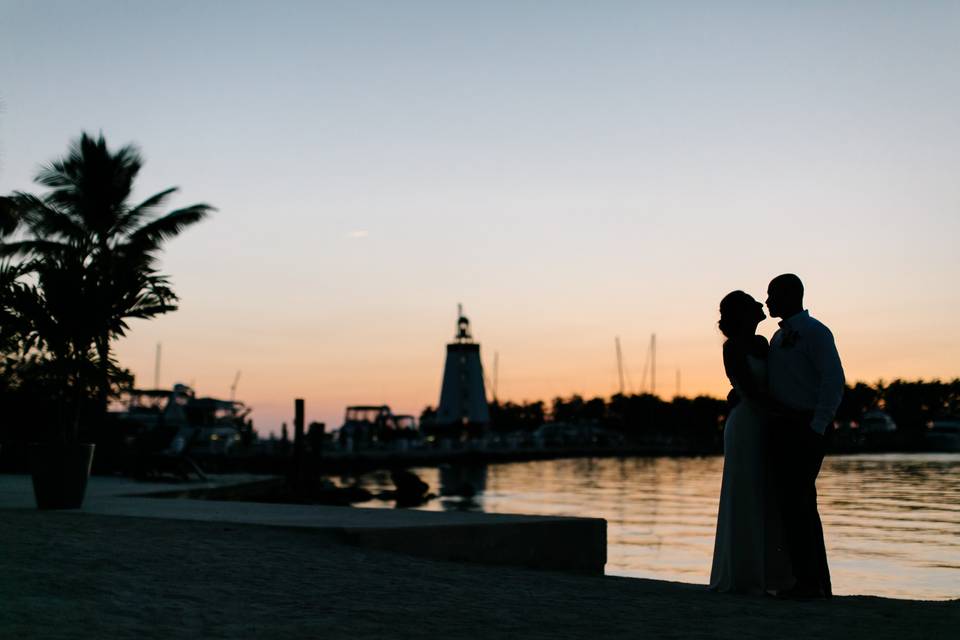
[184,442,957,476]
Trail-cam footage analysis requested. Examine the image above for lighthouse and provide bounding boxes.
[436,305,490,430]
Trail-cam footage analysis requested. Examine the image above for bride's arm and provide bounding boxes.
[723,339,761,400]
[723,338,777,409]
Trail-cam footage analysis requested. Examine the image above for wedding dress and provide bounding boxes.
[709,354,792,594]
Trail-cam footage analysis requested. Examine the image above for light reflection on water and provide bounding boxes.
[352,453,960,601]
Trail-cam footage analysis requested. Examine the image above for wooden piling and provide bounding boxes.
[294,398,305,492]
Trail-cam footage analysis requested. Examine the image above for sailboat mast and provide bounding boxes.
[615,337,625,395]
[651,333,656,396]
[154,342,162,390]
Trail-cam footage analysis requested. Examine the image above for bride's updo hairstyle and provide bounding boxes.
[718,290,756,339]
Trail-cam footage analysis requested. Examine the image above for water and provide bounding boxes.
[350,453,960,600]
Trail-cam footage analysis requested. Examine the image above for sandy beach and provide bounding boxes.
[0,510,955,639]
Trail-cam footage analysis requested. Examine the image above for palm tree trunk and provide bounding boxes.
[58,349,80,445]
[56,354,69,445]
[70,362,82,444]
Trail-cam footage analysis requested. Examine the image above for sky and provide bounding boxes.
[1,1,959,434]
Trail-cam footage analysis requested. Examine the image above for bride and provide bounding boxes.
[709,290,793,594]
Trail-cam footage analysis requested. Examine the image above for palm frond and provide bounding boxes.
[115,187,179,235]
[0,239,75,260]
[35,158,77,190]
[122,302,179,319]
[0,258,32,286]
[127,204,213,251]
[0,196,19,237]
[6,192,68,227]
[6,192,87,243]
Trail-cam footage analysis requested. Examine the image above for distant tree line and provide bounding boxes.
[486,394,726,451]
[834,379,960,432]
[422,378,960,451]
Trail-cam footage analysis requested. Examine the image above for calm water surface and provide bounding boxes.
[352,453,960,600]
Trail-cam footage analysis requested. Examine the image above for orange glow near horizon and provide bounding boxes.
[112,296,960,435]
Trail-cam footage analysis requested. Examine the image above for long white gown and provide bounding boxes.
[709,355,792,594]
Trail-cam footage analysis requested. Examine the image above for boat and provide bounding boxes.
[858,410,897,433]
[336,405,417,451]
[925,419,960,452]
[110,383,253,456]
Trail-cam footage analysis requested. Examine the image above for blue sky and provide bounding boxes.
[2,1,958,431]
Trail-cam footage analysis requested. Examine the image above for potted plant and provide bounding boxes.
[2,133,212,509]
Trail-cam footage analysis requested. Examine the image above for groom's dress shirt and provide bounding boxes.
[769,310,845,435]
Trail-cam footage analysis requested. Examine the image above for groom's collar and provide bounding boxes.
[778,309,809,329]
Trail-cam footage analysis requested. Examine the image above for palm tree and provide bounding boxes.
[0,196,29,390]
[3,133,213,437]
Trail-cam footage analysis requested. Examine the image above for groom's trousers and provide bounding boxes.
[775,413,832,597]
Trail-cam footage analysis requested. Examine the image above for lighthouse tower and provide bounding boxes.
[436,305,490,429]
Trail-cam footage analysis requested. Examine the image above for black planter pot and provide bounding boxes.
[29,443,96,510]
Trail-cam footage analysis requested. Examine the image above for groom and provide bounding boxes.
[766,274,845,598]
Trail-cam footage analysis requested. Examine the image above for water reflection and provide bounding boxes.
[352,453,960,600]
[437,463,487,511]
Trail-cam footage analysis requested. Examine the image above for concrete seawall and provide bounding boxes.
[341,517,606,574]
[0,474,606,574]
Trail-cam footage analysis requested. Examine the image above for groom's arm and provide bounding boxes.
[808,325,845,435]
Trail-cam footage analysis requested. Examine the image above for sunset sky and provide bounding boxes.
[2,1,958,433]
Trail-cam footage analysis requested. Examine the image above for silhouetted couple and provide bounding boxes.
[709,274,845,599]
